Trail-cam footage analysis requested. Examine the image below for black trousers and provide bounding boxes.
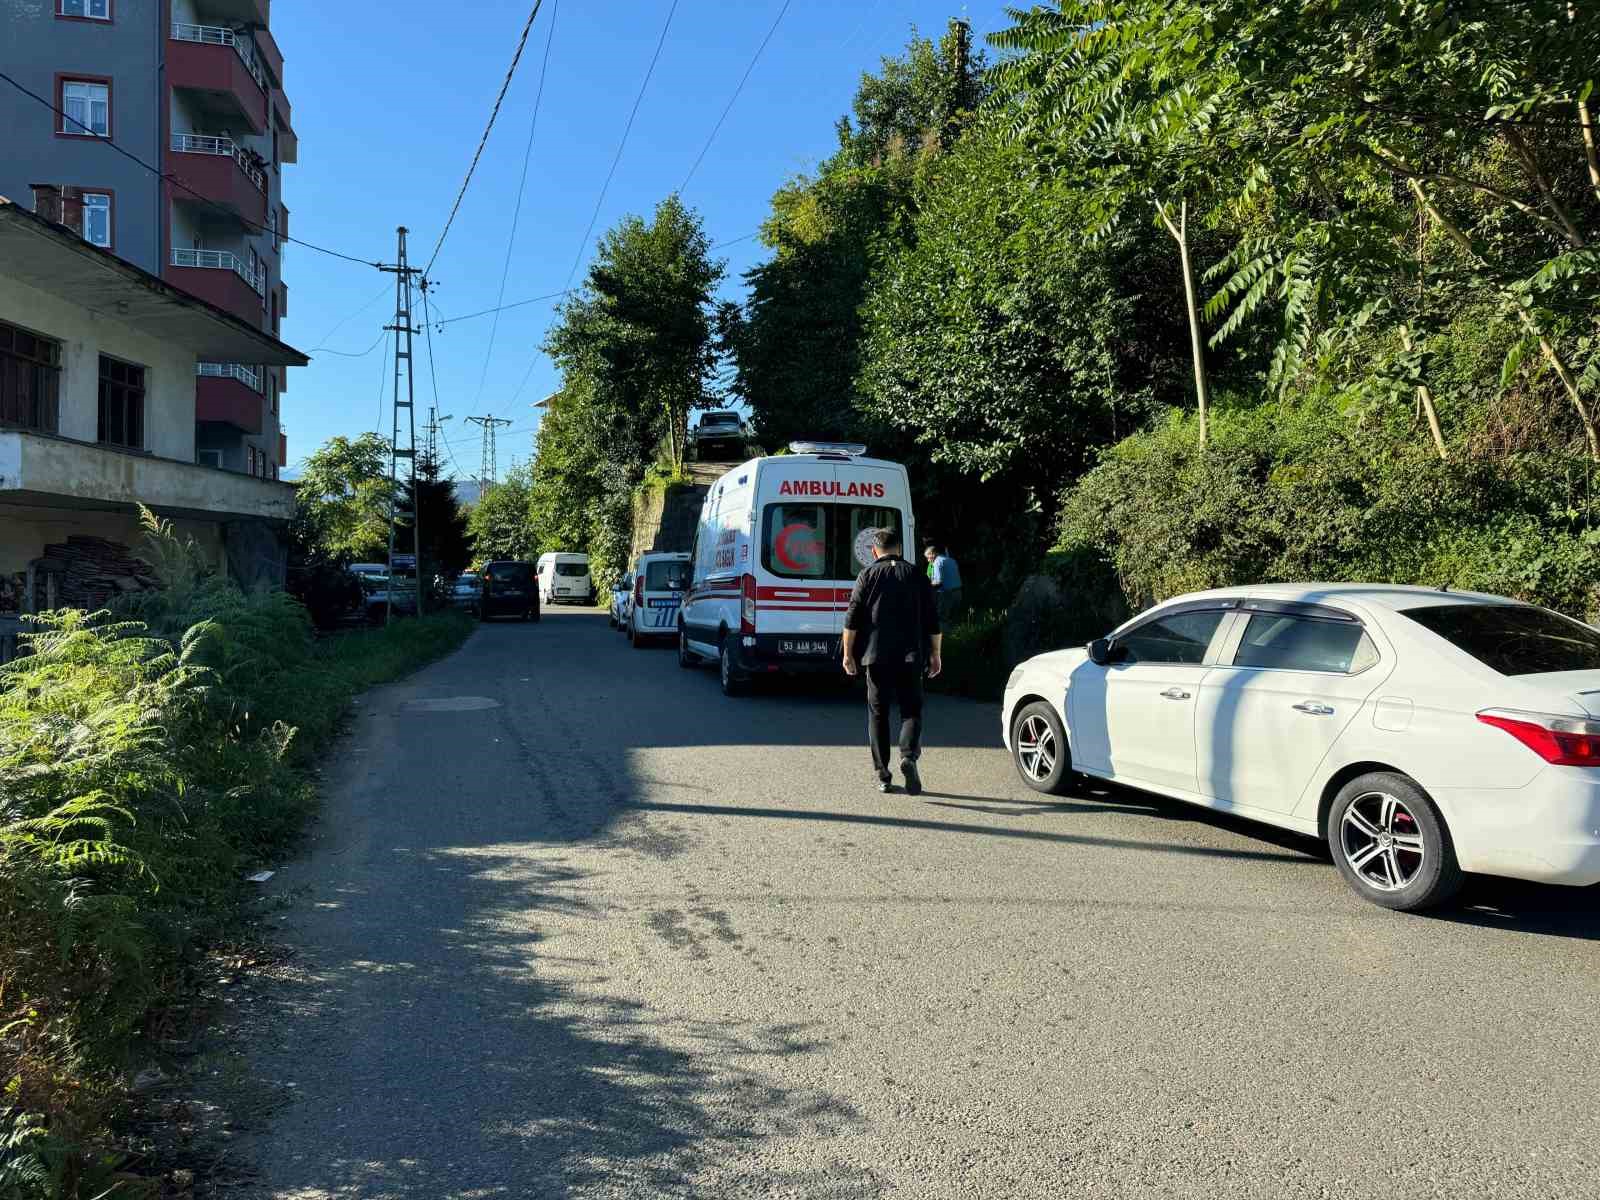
[865,657,924,778]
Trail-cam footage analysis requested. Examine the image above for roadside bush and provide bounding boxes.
[1,545,473,1195]
[1056,403,1600,619]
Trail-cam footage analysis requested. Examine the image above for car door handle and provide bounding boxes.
[1160,687,1191,700]
[1292,701,1335,716]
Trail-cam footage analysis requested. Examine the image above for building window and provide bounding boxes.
[97,355,145,449]
[0,320,63,434]
[59,78,110,137]
[198,448,222,469]
[269,374,278,414]
[247,445,258,476]
[80,191,112,247]
[58,0,111,19]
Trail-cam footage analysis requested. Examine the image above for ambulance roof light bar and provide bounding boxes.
[789,441,868,457]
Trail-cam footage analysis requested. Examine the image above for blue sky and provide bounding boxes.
[276,0,1011,481]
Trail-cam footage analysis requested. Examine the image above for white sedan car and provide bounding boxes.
[1003,583,1600,911]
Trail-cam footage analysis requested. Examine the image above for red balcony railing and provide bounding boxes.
[195,364,263,434]
[167,134,268,229]
[168,22,268,134]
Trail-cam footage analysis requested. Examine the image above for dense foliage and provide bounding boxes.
[0,519,472,1196]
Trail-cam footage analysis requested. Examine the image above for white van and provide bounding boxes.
[678,442,916,694]
[625,551,691,647]
[536,552,593,605]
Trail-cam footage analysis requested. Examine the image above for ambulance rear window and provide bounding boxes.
[761,504,902,580]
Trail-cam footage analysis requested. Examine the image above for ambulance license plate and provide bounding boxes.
[780,639,832,656]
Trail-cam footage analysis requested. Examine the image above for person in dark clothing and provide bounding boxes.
[842,528,943,795]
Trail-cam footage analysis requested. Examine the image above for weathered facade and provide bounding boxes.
[0,198,306,636]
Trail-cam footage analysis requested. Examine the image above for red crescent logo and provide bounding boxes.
[775,523,823,572]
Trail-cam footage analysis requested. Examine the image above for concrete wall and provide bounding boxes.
[0,0,163,274]
[0,271,198,459]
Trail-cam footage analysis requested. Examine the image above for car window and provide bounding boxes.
[1401,603,1600,676]
[760,502,902,581]
[1233,614,1378,673]
[488,563,530,584]
[1117,609,1226,665]
[645,560,689,591]
[555,562,588,577]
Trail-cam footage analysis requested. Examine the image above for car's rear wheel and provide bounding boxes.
[719,637,747,697]
[678,626,698,668]
[1010,701,1074,795]
[1328,772,1462,912]
[630,620,645,649]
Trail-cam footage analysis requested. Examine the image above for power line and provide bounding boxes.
[308,283,391,350]
[422,0,547,278]
[506,0,681,409]
[312,329,387,358]
[562,0,680,293]
[420,285,468,481]
[679,0,793,195]
[432,288,570,328]
[428,230,758,331]
[469,0,560,418]
[0,68,380,268]
[372,327,392,434]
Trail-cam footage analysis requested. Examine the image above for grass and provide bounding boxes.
[0,577,472,1199]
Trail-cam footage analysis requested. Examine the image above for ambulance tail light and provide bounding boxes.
[740,573,758,634]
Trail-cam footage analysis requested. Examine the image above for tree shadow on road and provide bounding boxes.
[244,849,878,1198]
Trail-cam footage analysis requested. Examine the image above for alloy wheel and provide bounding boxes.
[1340,791,1426,892]
[1016,714,1057,783]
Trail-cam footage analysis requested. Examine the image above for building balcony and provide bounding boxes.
[254,26,285,88]
[195,362,263,434]
[193,0,269,27]
[168,22,268,134]
[273,94,298,165]
[278,428,287,468]
[166,135,268,229]
[0,428,293,523]
[166,248,265,325]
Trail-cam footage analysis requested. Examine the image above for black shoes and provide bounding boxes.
[877,776,895,794]
[902,760,922,797]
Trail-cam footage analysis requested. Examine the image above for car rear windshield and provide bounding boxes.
[488,563,530,583]
[1401,603,1600,676]
[555,562,588,577]
[644,560,689,591]
[701,413,738,426]
[760,503,902,581]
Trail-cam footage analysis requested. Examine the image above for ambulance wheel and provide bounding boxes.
[630,620,646,649]
[678,627,698,668]
[719,638,747,696]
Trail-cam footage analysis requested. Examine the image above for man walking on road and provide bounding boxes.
[843,528,942,795]
[924,544,964,624]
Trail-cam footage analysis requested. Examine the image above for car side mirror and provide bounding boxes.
[1087,637,1113,666]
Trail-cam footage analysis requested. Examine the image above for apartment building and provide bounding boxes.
[0,198,307,637]
[0,0,298,477]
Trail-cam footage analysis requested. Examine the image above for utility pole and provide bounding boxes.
[379,226,423,622]
[464,414,513,487]
[943,16,972,151]
[422,407,453,464]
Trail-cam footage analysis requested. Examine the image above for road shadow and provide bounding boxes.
[1431,876,1600,942]
[245,845,874,1198]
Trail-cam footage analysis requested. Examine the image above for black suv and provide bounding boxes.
[479,560,540,622]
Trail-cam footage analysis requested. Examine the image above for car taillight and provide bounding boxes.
[740,573,757,634]
[1477,709,1600,767]
[634,575,645,605]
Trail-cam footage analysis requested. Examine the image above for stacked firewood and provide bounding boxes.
[30,536,159,612]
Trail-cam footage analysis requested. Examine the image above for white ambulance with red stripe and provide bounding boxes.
[678,442,916,695]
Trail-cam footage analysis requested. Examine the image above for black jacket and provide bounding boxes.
[844,554,940,667]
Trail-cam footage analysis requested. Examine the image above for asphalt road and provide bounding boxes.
[241,607,1600,1199]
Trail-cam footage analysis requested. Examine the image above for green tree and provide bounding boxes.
[545,195,724,473]
[406,451,472,584]
[295,433,393,562]
[467,464,536,562]
[726,22,987,450]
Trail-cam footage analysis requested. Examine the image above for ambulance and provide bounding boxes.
[678,442,916,695]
